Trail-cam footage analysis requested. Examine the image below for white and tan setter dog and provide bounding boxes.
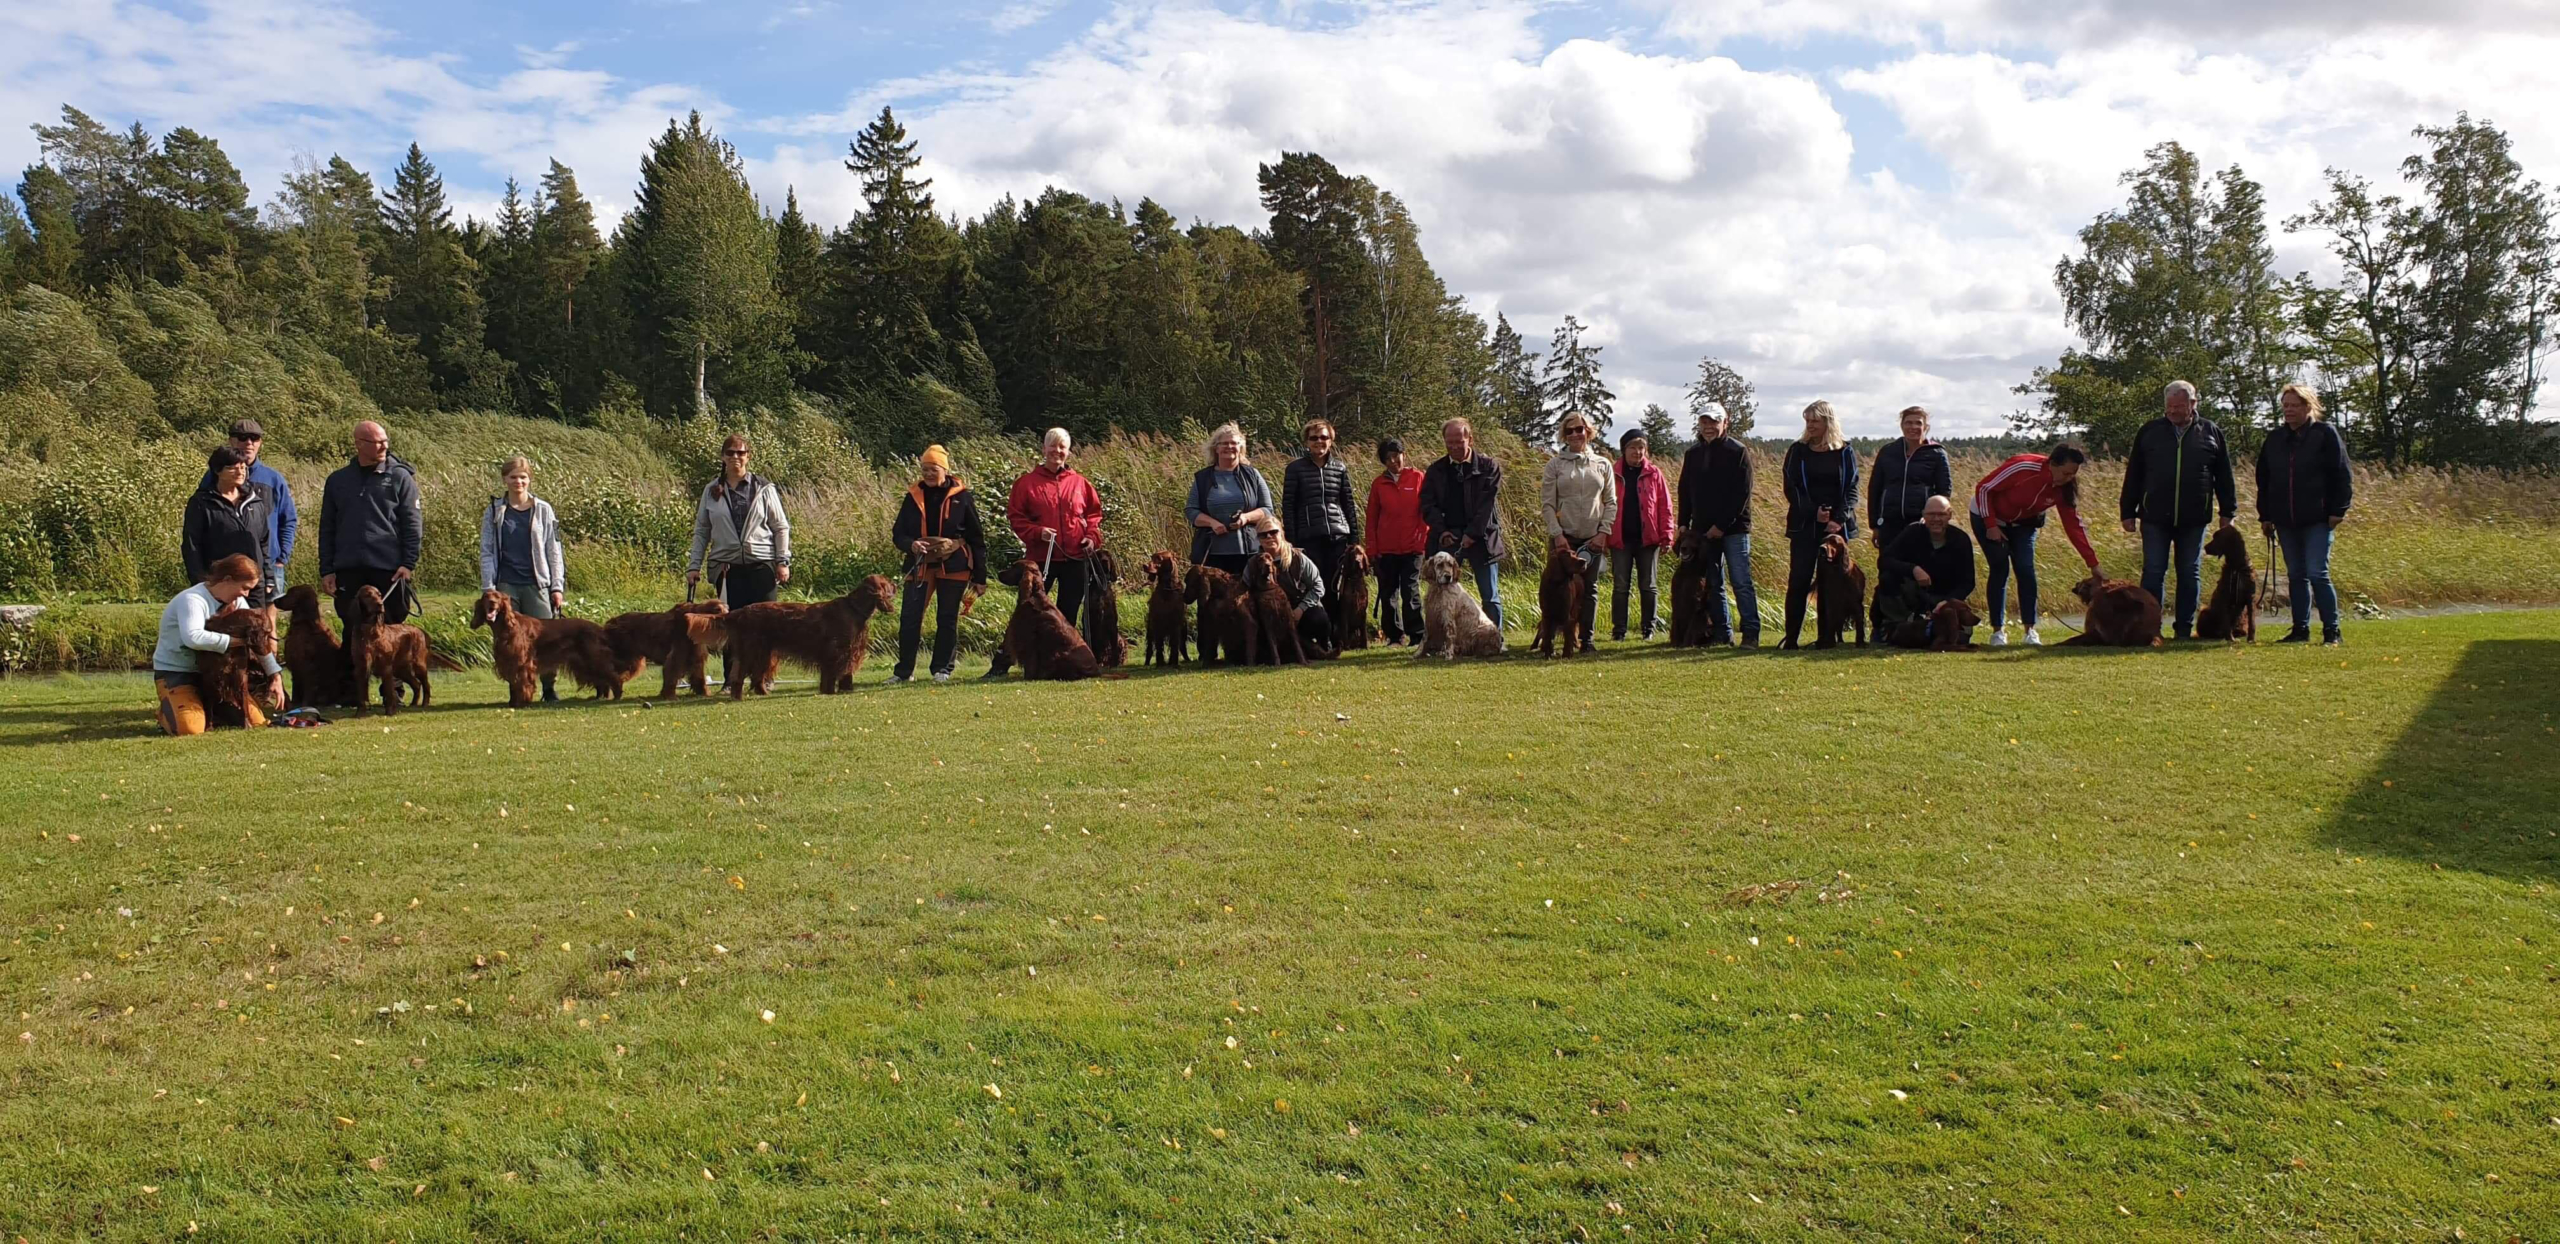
[1419,551,1504,660]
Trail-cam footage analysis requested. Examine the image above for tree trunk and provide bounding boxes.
[694,340,709,415]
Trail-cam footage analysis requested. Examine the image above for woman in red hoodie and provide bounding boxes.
[1365,437,1429,646]
[1969,444,2100,647]
[1605,429,1674,641]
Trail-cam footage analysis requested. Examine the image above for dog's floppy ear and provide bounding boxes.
[997,561,1027,587]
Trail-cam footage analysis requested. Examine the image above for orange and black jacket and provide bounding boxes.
[890,478,988,586]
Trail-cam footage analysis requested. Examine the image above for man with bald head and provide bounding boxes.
[318,420,423,636]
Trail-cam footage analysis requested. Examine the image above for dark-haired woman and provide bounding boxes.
[182,446,275,610]
[889,444,988,684]
[686,433,791,682]
[1968,444,2101,647]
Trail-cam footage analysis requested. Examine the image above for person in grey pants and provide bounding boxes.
[480,454,568,701]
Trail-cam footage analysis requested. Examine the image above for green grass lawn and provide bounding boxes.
[3,613,2556,1239]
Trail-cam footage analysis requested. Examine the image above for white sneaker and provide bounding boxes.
[887,674,911,684]
[931,672,951,684]
[1988,629,2008,647]
[2023,627,2043,647]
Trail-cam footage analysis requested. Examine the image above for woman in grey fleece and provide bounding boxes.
[1538,412,1618,653]
[479,455,570,700]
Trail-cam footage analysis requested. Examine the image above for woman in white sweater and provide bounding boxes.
[154,553,280,735]
[1538,412,1618,654]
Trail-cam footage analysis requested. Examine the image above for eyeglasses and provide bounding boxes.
[721,450,749,458]
[1306,433,1333,442]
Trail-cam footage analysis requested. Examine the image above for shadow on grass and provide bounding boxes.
[2323,638,2560,883]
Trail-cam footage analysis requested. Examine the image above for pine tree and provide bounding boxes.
[534,160,600,327]
[14,165,82,290]
[0,193,30,290]
[1638,402,1680,455]
[373,143,510,409]
[1486,313,1546,443]
[1259,151,1372,424]
[1685,357,1758,435]
[1542,315,1613,440]
[616,112,782,415]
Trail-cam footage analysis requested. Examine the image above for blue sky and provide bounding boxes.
[5,0,2552,433]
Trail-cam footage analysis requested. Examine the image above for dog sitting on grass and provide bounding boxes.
[1419,551,1504,660]
[1242,550,1310,666]
[1184,561,1256,667]
[1143,552,1190,667]
[1331,546,1373,651]
[1814,533,1867,649]
[1665,531,1715,647]
[1081,549,1129,669]
[274,584,347,707]
[1885,598,1979,651]
[1533,537,1590,657]
[994,560,1099,680]
[2193,525,2257,642]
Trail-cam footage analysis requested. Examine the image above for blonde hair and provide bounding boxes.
[1800,401,1845,452]
[499,455,532,479]
[1251,516,1300,569]
[2278,383,2324,421]
[1558,412,1596,440]
[1441,417,1474,437]
[1206,421,1246,464]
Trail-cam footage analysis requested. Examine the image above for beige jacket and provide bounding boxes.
[1541,448,1619,542]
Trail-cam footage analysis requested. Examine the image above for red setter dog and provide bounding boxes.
[1666,531,1715,647]
[1815,533,1867,649]
[1886,598,1979,651]
[722,575,896,696]
[1143,552,1189,667]
[2065,574,2163,647]
[1243,551,1309,665]
[199,607,279,720]
[1183,561,1256,667]
[996,560,1099,680]
[1533,537,1591,657]
[275,584,347,707]
[2193,525,2257,642]
[345,585,447,715]
[1331,546,1373,651]
[606,601,729,697]
[1082,549,1130,669]
[472,590,625,705]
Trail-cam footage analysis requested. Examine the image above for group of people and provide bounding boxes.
[147,377,2355,730]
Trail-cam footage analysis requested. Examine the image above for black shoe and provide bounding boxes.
[2173,627,2192,641]
[2277,629,2311,644]
[1705,632,1732,647]
[1579,642,1598,655]
[1779,637,1800,651]
[1611,632,1627,643]
[1738,636,1760,650]
[2322,631,2342,647]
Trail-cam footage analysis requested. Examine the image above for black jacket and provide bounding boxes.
[1780,442,1861,538]
[1420,452,1506,562]
[182,482,272,587]
[1877,523,1976,602]
[1677,436,1753,535]
[1280,451,1361,545]
[890,478,989,585]
[1867,439,1952,533]
[2120,416,2236,527]
[2254,420,2354,528]
[318,453,423,575]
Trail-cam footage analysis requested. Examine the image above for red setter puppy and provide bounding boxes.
[1331,546,1373,651]
[1815,533,1868,649]
[722,575,897,697]
[606,601,729,697]
[1183,561,1256,667]
[2065,575,2164,647]
[2193,525,2257,642]
[1665,531,1715,647]
[1886,598,1979,651]
[1143,552,1190,667]
[1533,537,1590,657]
[199,607,279,721]
[1243,551,1308,666]
[275,584,347,707]
[345,585,444,715]
[996,560,1099,680]
[472,590,625,705]
[1082,549,1130,669]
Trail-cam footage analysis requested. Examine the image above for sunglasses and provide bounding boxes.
[722,450,750,458]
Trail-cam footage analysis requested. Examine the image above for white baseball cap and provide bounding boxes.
[1696,402,1728,423]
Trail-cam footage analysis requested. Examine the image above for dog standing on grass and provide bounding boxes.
[721,576,897,696]
[2064,574,2164,647]
[1143,552,1190,667]
[1533,536,1591,657]
[605,600,729,697]
[473,589,625,705]
[1419,550,1504,659]
[345,585,451,715]
[2193,525,2257,642]
[1665,531,1714,647]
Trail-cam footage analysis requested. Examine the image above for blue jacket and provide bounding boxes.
[196,459,296,567]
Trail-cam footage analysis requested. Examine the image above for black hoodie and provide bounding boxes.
[1677,436,1753,535]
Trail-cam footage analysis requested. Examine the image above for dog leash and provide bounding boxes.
[1040,531,1056,584]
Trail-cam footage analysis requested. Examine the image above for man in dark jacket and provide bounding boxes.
[318,419,423,628]
[1419,417,1506,630]
[196,419,297,592]
[1874,494,1975,630]
[2118,380,2235,639]
[1280,418,1362,586]
[1676,402,1759,646]
[1867,405,1951,552]
[2256,384,2354,645]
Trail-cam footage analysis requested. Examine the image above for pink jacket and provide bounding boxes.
[1603,459,1673,550]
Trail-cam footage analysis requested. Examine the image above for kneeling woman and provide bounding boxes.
[1251,518,1333,656]
[155,553,282,735]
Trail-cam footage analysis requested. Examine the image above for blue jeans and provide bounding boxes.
[1698,533,1760,641]
[2141,521,2207,634]
[2273,523,2338,634]
[1462,544,1504,631]
[1972,515,2038,630]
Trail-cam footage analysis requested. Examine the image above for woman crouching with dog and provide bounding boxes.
[479,455,568,701]
[888,445,988,684]
[1249,517,1333,656]
[154,553,283,735]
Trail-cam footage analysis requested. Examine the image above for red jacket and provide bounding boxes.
[1365,468,1428,556]
[1971,454,2098,568]
[1603,459,1673,550]
[1005,465,1104,561]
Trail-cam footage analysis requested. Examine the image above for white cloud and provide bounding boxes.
[988,1,1063,34]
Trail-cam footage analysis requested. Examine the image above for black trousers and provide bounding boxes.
[1295,537,1347,589]
[1296,604,1333,653]
[1203,552,1252,578]
[1374,552,1422,643]
[717,562,781,681]
[895,578,968,679]
[1783,534,1824,647]
[1611,545,1659,638]
[986,557,1090,675]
